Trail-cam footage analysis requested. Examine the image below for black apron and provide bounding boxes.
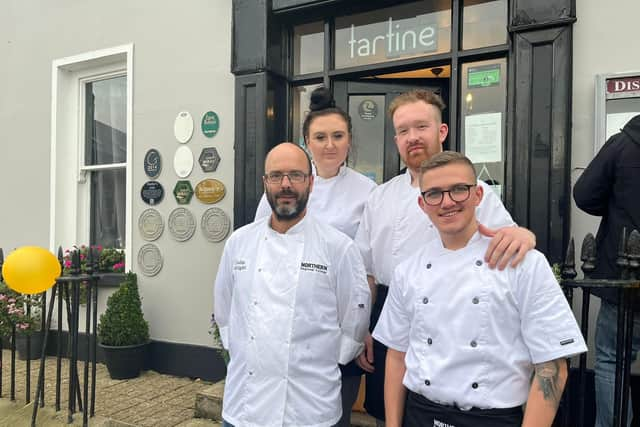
[364,284,389,420]
[403,391,523,427]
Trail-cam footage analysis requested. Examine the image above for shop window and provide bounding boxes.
[462,0,508,50]
[460,58,507,199]
[51,45,132,263]
[347,95,386,184]
[293,21,324,75]
[334,0,451,69]
[292,83,323,147]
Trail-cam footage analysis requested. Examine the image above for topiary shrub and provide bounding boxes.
[98,272,149,346]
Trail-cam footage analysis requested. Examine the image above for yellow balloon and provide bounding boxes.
[2,246,61,294]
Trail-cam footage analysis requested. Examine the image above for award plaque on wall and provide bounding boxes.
[168,207,196,242]
[138,208,164,241]
[173,180,194,205]
[138,243,163,277]
[174,111,194,143]
[173,145,194,178]
[198,147,221,172]
[201,207,231,243]
[201,111,220,138]
[143,149,162,179]
[195,179,225,204]
[141,181,165,205]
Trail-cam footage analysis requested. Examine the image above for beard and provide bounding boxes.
[266,186,310,221]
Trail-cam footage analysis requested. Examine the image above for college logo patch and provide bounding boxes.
[434,419,456,427]
[300,262,328,274]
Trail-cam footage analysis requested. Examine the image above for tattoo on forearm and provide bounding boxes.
[534,360,562,407]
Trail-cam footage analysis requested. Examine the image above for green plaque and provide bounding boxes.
[201,111,220,138]
[173,180,194,205]
[468,65,500,88]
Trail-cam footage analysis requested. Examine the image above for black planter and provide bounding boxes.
[16,332,44,361]
[99,342,147,379]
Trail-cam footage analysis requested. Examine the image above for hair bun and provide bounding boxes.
[309,87,335,111]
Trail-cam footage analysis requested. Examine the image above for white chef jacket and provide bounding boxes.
[373,232,587,410]
[354,170,515,285]
[214,215,371,427]
[255,165,377,239]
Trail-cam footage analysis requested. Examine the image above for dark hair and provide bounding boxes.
[419,151,477,185]
[388,89,446,122]
[302,87,352,142]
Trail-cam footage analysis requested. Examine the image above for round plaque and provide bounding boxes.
[195,179,226,204]
[138,244,163,277]
[141,181,165,205]
[138,208,164,241]
[201,208,231,243]
[168,207,196,242]
[143,149,162,178]
[174,111,194,143]
[358,99,378,121]
[173,145,194,178]
[201,111,220,138]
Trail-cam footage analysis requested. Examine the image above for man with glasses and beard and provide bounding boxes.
[214,142,371,427]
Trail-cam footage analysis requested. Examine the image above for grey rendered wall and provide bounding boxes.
[0,1,234,347]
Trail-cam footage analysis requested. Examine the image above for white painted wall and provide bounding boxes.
[0,1,234,347]
[571,0,639,369]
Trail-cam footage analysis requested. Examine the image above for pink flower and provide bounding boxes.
[64,260,72,268]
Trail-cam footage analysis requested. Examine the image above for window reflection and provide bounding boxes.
[293,22,324,75]
[462,0,508,50]
[293,84,323,148]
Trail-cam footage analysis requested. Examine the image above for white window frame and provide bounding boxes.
[50,44,133,269]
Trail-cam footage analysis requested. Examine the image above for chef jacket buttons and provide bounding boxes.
[475,260,483,266]
[424,379,431,386]
[427,337,433,345]
[472,297,479,304]
[472,382,478,389]
[258,268,262,272]
[426,263,432,269]
[422,297,429,304]
[470,340,477,348]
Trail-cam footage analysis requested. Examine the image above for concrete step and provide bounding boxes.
[0,399,134,427]
[194,381,376,427]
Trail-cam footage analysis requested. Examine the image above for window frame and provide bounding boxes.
[50,44,133,268]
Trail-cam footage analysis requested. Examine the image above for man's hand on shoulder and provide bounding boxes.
[479,224,536,270]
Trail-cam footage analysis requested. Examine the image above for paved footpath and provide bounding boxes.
[0,350,217,426]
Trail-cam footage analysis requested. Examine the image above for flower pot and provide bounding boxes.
[99,342,147,379]
[16,332,44,361]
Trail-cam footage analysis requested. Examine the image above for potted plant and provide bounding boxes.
[0,281,43,359]
[98,272,149,379]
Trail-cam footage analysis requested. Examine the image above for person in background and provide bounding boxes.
[255,87,377,427]
[574,114,640,427]
[374,151,586,427]
[216,142,371,427]
[354,89,537,426]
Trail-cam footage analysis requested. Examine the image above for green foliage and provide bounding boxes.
[0,282,42,337]
[63,245,125,274]
[551,263,562,282]
[98,272,149,346]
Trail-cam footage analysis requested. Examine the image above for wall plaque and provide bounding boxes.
[198,147,221,172]
[201,207,231,243]
[168,207,196,242]
[195,179,226,204]
[173,180,194,205]
[138,243,163,277]
[173,145,194,178]
[201,111,220,138]
[144,149,162,178]
[138,208,164,241]
[141,181,165,205]
[174,111,194,143]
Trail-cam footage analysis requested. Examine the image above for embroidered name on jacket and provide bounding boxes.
[233,260,247,271]
[300,262,328,274]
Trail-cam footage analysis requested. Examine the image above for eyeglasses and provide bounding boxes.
[264,171,309,184]
[421,184,476,206]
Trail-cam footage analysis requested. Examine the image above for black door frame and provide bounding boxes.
[231,0,576,263]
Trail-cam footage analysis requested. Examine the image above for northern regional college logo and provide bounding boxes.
[300,262,328,274]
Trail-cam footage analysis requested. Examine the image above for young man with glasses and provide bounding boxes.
[373,151,586,427]
[354,89,537,425]
[214,142,371,427]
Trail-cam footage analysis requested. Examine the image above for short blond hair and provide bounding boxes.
[388,89,446,121]
[419,151,477,184]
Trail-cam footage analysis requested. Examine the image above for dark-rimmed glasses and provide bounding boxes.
[421,184,476,206]
[264,171,309,184]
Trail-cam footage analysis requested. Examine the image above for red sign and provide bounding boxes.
[607,76,640,94]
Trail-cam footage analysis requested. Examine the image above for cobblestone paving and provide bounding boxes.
[0,350,213,427]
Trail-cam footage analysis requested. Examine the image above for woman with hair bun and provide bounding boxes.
[255,86,376,426]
